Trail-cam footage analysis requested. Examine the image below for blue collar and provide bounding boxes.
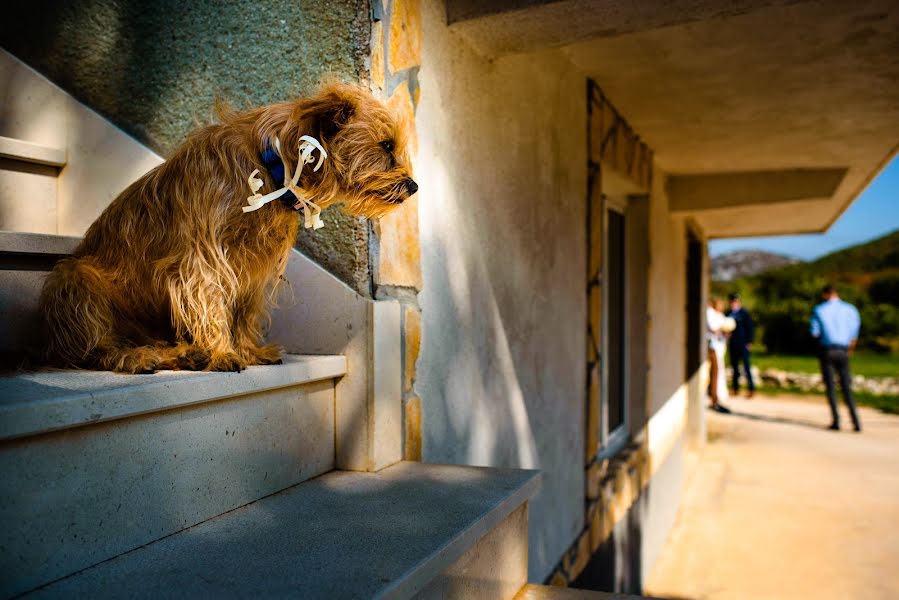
[260,143,299,209]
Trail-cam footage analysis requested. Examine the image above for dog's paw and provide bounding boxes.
[114,348,164,374]
[250,344,283,366]
[207,352,246,372]
[176,347,211,371]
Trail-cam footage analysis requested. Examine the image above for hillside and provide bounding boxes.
[762,229,899,295]
[711,250,800,281]
[796,229,899,275]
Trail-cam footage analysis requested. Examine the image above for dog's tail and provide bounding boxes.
[39,257,117,368]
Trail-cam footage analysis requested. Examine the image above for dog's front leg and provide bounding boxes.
[165,247,246,372]
[232,290,283,366]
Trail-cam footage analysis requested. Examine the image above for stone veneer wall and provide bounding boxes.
[0,0,373,294]
[369,0,425,461]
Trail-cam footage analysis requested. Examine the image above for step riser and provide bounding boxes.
[0,266,49,358]
[0,379,335,598]
[0,232,79,357]
[0,158,59,234]
[410,503,529,600]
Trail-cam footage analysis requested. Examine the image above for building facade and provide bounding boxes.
[1,0,897,595]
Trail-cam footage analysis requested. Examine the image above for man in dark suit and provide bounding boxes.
[727,293,755,397]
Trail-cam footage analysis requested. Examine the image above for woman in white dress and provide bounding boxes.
[706,298,735,412]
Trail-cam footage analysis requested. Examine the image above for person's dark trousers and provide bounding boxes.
[820,346,861,430]
[729,345,755,393]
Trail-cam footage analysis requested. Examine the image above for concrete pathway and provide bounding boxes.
[645,394,899,600]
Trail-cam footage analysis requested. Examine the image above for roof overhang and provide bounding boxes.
[447,0,899,238]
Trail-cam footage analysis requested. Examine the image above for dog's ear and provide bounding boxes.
[306,85,358,139]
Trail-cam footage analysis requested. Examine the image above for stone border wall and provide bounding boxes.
[549,442,652,586]
[369,0,424,460]
[588,83,654,192]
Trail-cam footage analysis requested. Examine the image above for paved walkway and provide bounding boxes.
[645,394,899,600]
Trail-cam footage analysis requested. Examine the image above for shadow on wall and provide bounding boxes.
[416,139,586,579]
[420,232,540,462]
[418,234,558,575]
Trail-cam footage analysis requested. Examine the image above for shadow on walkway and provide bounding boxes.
[714,407,826,431]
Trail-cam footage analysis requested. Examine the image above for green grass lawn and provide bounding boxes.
[751,352,898,414]
[752,352,899,378]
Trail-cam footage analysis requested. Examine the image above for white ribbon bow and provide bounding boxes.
[243,135,328,230]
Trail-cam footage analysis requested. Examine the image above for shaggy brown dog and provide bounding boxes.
[39,82,416,373]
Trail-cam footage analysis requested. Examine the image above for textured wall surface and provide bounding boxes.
[416,0,587,581]
[646,172,689,418]
[0,0,373,293]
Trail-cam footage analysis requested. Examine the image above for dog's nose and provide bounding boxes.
[405,179,418,196]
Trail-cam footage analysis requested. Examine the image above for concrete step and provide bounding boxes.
[0,136,66,167]
[20,462,541,600]
[0,355,347,598]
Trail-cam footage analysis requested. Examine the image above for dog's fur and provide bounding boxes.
[39,82,415,373]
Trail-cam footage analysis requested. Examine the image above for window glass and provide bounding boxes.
[608,209,626,433]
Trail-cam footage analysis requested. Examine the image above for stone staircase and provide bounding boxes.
[1,355,346,595]
[0,224,546,599]
[2,364,539,598]
[0,233,546,600]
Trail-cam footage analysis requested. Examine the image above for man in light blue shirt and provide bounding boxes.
[810,284,862,432]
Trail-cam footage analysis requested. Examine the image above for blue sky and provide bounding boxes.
[709,156,899,260]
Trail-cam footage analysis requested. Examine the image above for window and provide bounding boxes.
[600,199,628,457]
[685,231,703,380]
[607,209,626,433]
[586,81,652,464]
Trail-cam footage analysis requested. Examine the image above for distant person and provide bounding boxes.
[811,284,862,432]
[707,298,735,413]
[727,293,755,397]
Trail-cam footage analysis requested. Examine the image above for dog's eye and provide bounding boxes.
[380,140,395,153]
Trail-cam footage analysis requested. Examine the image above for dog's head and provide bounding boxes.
[264,82,417,219]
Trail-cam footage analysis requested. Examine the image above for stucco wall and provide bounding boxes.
[0,0,372,293]
[641,167,691,589]
[647,172,688,418]
[639,430,684,589]
[416,0,587,581]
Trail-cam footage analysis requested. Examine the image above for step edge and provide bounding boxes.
[0,230,80,256]
[0,135,67,167]
[0,354,347,441]
[378,467,543,600]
